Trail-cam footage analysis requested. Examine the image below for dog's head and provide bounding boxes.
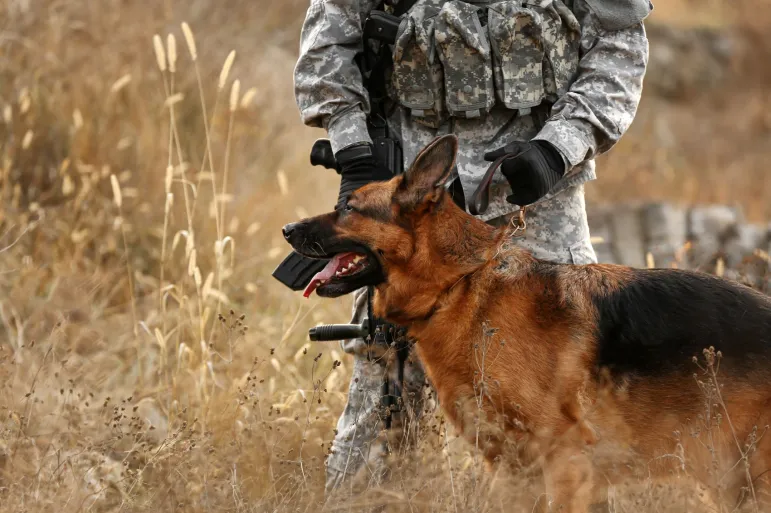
[282,134,459,298]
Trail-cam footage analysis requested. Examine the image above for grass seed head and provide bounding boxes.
[62,175,74,197]
[167,34,177,73]
[165,165,174,194]
[22,130,33,149]
[188,249,197,277]
[181,22,197,61]
[229,79,240,113]
[219,50,236,90]
[72,109,83,129]
[110,174,123,208]
[240,87,258,109]
[153,34,166,71]
[110,74,132,94]
[165,193,174,214]
[276,169,288,196]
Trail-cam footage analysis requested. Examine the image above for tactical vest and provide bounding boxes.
[390,0,582,128]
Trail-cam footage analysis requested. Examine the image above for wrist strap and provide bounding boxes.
[336,143,374,166]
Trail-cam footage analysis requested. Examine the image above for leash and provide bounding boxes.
[468,151,528,237]
[468,152,523,216]
[468,152,520,216]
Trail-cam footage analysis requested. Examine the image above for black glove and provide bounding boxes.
[334,144,392,209]
[483,140,566,206]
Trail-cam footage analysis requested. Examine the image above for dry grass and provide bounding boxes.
[0,1,769,512]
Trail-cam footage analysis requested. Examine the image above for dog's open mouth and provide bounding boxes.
[303,251,373,298]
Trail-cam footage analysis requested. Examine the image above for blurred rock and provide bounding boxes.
[722,223,765,267]
[608,205,647,268]
[646,23,737,100]
[687,205,742,267]
[585,208,615,264]
[642,202,688,268]
[587,201,770,293]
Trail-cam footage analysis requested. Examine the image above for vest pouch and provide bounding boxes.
[538,0,581,101]
[392,5,446,128]
[488,2,546,111]
[434,1,495,119]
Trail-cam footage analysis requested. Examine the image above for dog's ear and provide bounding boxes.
[399,134,458,205]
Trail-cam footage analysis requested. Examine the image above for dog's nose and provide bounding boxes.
[282,222,299,241]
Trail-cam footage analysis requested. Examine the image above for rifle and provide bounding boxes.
[310,317,411,431]
[272,9,404,292]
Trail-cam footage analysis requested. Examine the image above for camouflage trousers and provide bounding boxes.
[324,182,598,495]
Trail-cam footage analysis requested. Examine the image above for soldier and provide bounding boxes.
[293,0,652,494]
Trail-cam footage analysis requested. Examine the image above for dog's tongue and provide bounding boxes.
[302,252,356,298]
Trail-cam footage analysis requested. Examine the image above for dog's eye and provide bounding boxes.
[344,204,355,213]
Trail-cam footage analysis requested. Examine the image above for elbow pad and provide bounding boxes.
[585,0,653,31]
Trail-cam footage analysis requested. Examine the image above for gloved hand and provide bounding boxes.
[334,143,392,209]
[483,140,566,206]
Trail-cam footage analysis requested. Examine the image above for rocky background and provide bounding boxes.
[587,4,770,292]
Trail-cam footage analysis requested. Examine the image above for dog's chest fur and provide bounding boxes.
[402,253,598,450]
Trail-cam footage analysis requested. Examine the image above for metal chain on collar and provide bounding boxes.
[508,205,527,237]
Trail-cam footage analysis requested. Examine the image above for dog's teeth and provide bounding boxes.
[353,256,362,263]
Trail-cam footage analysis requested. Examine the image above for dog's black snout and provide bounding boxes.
[282,222,299,242]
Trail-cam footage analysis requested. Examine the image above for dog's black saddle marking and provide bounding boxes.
[592,268,771,379]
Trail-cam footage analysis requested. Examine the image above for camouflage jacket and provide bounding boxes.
[294,0,651,217]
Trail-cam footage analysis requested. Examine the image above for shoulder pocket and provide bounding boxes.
[392,5,446,128]
[434,1,495,119]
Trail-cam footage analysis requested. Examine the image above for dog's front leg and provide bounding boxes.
[538,440,594,513]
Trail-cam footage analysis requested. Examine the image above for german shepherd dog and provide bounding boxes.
[282,135,771,511]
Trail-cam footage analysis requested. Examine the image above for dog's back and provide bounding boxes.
[586,265,771,379]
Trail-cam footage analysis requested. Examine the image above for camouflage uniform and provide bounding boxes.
[294,0,651,493]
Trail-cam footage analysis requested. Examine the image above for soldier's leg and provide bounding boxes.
[325,288,389,494]
[492,183,598,265]
[325,289,434,494]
